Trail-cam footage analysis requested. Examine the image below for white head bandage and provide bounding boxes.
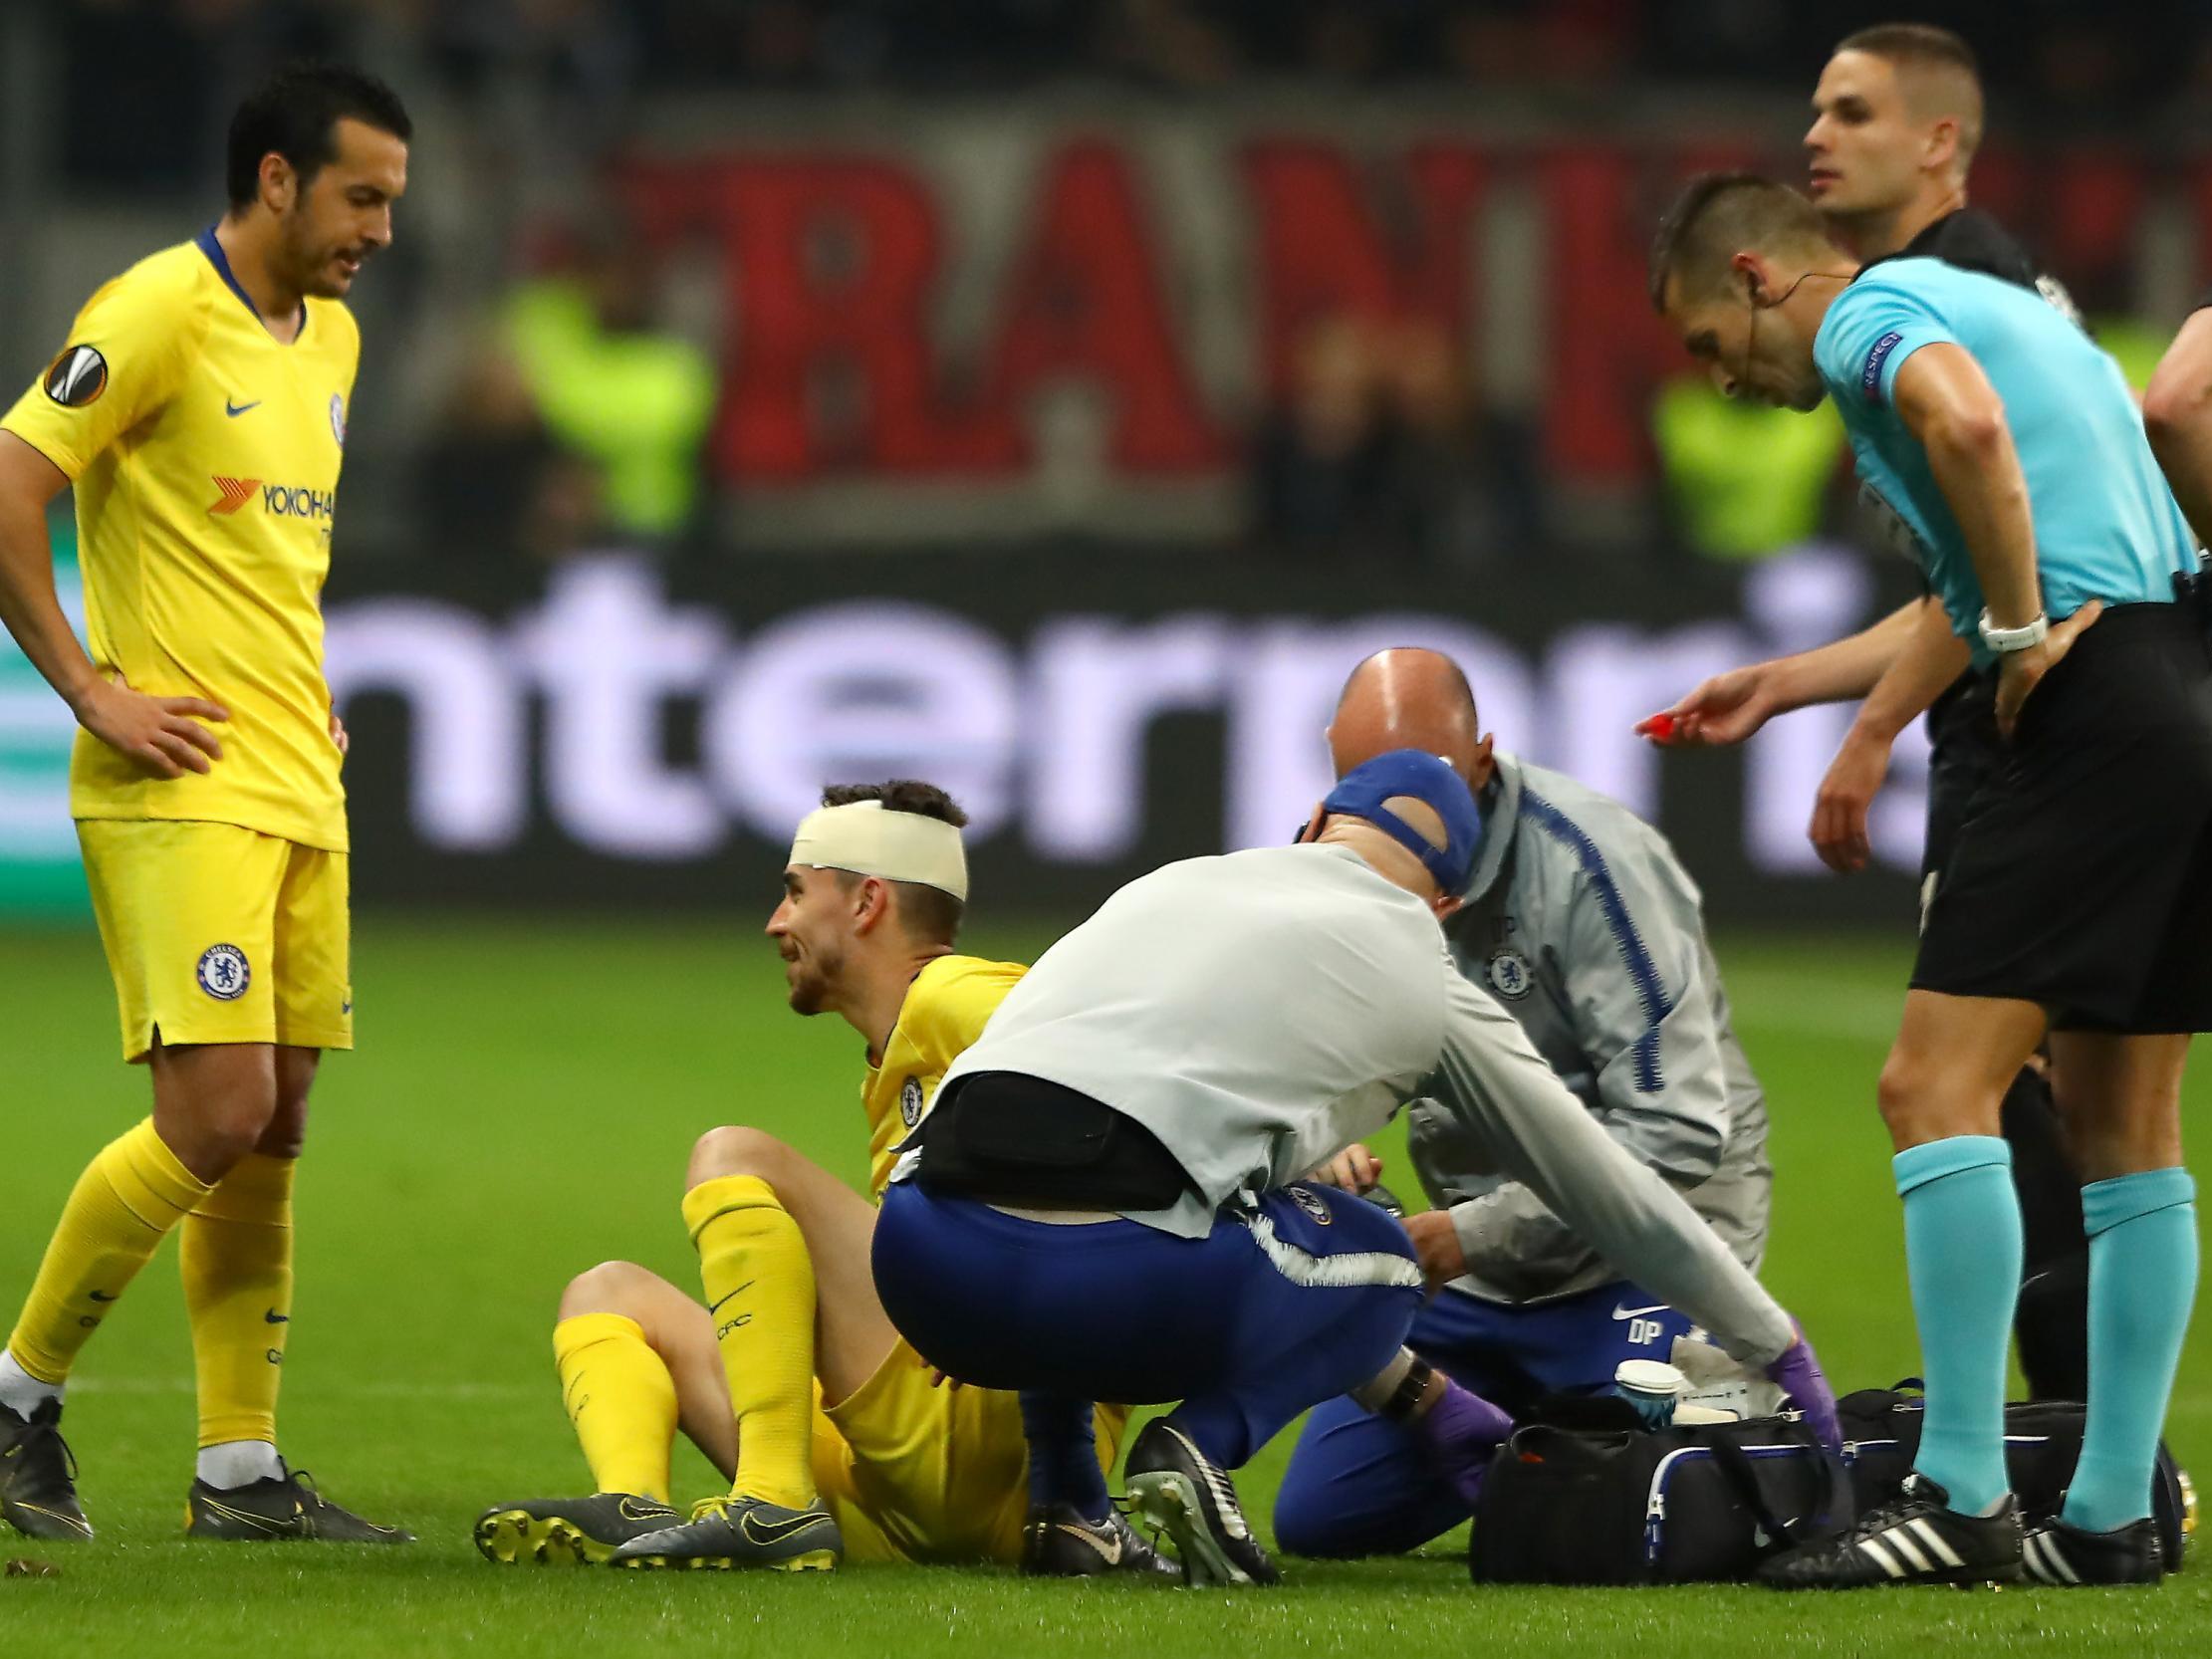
[787,799,969,901]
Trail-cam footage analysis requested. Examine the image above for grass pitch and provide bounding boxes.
[3,917,2209,1655]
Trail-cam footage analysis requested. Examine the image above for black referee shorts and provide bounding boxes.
[1921,671,2001,885]
[1912,600,2212,1033]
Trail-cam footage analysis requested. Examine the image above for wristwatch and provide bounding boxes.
[1978,609,2049,654]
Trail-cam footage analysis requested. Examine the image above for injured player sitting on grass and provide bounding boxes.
[472,777,1516,1576]
[471,781,1144,1574]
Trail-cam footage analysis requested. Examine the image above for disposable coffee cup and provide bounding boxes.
[1614,1358,1689,1429]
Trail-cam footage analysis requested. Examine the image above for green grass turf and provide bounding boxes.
[3,917,2210,1654]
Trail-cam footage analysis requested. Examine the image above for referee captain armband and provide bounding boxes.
[789,800,967,899]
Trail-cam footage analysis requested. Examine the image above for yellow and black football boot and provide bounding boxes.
[473,1494,682,1565]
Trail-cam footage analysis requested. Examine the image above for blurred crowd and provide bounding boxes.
[421,227,717,561]
[1249,316,1543,572]
[41,1,2212,117]
[22,1,2212,570]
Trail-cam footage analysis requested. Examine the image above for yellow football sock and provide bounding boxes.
[180,1152,295,1448]
[552,1312,677,1503]
[5,1118,211,1384]
[683,1175,817,1510]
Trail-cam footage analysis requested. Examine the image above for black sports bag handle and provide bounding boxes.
[1702,1421,1846,1552]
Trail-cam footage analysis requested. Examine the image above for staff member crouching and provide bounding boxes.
[1274,648,1775,1557]
[870,751,1836,1586]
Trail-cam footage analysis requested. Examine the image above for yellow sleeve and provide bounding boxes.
[905,957,1026,1077]
[2,262,208,480]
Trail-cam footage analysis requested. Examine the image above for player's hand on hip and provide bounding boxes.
[72,675,227,778]
[1305,1143,1381,1194]
[1401,1210,1465,1291]
[1636,664,1774,748]
[1995,600,2100,740]
[1808,728,1890,874]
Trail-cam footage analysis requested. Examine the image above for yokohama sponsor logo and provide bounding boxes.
[208,476,262,515]
[261,483,337,520]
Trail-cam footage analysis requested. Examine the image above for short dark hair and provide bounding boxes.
[819,779,970,828]
[1835,24,1984,159]
[1836,23,1980,82]
[226,61,411,210]
[1649,172,1833,313]
[819,780,968,944]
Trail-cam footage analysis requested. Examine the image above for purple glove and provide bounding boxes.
[1413,1377,1516,1510]
[1765,1322,1841,1450]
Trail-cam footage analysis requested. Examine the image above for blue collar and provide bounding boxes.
[1460,754,1523,902]
[196,225,306,342]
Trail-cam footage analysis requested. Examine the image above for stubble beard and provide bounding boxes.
[281,213,346,301]
[785,945,844,1017]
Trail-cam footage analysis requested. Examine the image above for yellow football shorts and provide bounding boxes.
[810,1334,1126,1564]
[78,820,353,1064]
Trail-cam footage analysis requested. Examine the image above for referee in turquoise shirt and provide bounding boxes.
[1650,173,2206,1590]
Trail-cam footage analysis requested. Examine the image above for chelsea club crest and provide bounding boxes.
[196,943,251,1002]
[1289,1185,1333,1225]
[898,1076,925,1127]
[1488,948,1533,1000]
[330,393,347,447]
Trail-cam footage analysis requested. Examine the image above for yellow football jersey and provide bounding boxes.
[860,953,1026,1198]
[2,231,360,850]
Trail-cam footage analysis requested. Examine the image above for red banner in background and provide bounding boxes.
[1239,142,1487,399]
[621,132,2210,498]
[628,141,1229,482]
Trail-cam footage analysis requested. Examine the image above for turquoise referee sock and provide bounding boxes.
[2063,1167,2198,1535]
[1895,1136,2022,1516]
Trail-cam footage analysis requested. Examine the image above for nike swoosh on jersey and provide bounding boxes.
[1611,1303,1668,1320]
[225,398,262,417]
[265,1309,290,1324]
[89,1291,119,1303]
[708,1282,754,1315]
